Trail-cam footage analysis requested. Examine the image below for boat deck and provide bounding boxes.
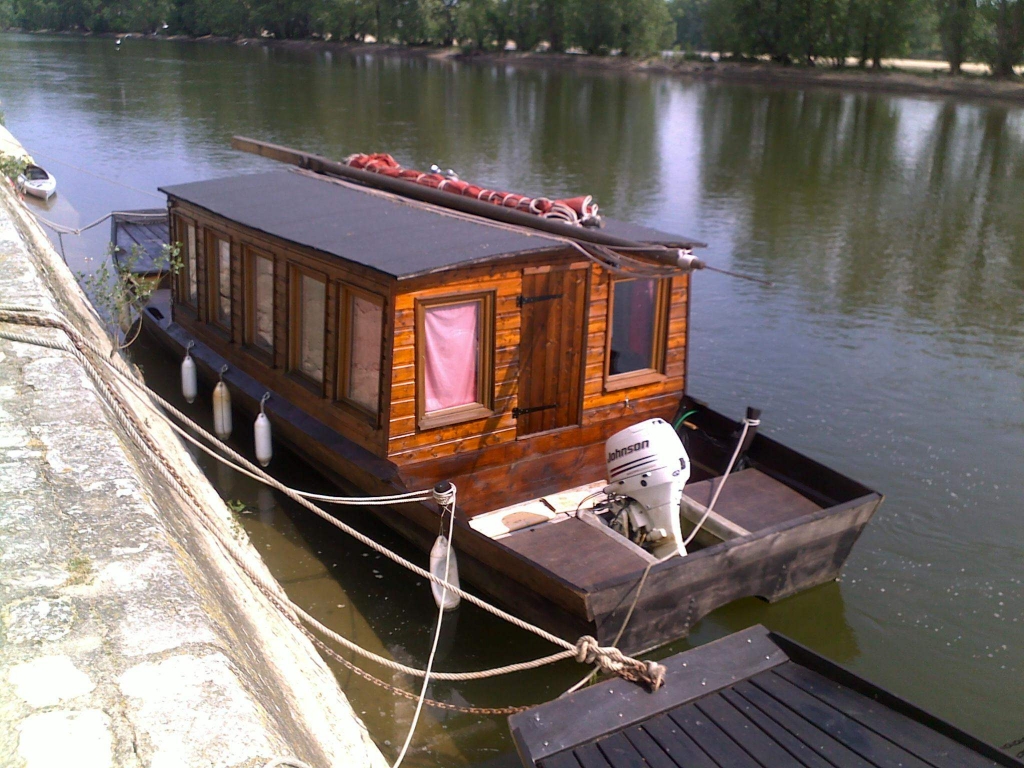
[510,625,1019,768]
[110,210,169,275]
[478,467,826,593]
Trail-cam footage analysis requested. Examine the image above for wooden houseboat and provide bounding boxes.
[135,139,883,654]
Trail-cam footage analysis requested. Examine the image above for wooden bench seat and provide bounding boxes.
[500,516,655,591]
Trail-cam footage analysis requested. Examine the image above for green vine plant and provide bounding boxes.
[77,241,183,349]
[0,152,28,182]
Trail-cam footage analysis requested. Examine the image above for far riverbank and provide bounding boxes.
[5,29,1024,105]
[455,50,1024,105]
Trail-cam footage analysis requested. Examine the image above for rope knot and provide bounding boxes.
[573,635,666,692]
[575,635,600,664]
[432,481,457,515]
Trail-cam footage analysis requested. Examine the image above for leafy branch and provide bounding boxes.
[78,241,183,348]
[0,152,28,182]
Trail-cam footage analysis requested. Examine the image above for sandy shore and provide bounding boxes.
[455,50,1024,104]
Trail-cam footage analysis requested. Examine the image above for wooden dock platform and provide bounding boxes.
[509,625,1021,768]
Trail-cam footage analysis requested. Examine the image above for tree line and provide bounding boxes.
[0,0,675,56]
[669,0,1024,76]
[1,0,1021,75]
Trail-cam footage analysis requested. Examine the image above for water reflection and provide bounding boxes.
[684,584,860,665]
[3,30,1023,757]
[698,85,1024,352]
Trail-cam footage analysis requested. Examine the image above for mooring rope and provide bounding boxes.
[682,415,759,548]
[298,622,529,716]
[22,147,165,200]
[29,209,166,237]
[391,490,456,768]
[0,304,666,695]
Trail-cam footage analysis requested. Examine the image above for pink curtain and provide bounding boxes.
[424,302,479,412]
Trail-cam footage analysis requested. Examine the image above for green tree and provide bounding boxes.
[977,0,1024,76]
[620,0,673,55]
[567,0,623,54]
[818,0,857,66]
[668,0,706,50]
[459,0,506,49]
[321,0,375,40]
[507,0,542,51]
[937,0,975,73]
[851,0,922,68]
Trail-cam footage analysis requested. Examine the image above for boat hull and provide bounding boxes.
[23,180,56,199]
[140,309,882,654]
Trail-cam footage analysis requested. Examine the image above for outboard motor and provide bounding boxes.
[603,418,690,560]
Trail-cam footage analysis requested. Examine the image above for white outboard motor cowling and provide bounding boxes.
[603,418,690,560]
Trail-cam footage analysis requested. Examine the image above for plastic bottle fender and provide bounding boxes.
[181,353,197,404]
[254,412,272,467]
[212,380,232,440]
[429,535,461,611]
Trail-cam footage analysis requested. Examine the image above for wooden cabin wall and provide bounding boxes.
[388,268,523,463]
[389,257,689,509]
[167,200,396,456]
[582,270,689,426]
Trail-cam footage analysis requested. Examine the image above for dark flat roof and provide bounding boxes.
[160,169,698,279]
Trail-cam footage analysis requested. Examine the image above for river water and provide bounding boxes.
[1,32,1021,765]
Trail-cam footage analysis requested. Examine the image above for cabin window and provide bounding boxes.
[339,288,384,415]
[416,293,494,429]
[606,277,669,388]
[208,234,232,331]
[290,269,326,386]
[184,221,198,307]
[245,250,274,356]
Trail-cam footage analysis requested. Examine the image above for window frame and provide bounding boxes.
[206,230,233,334]
[415,291,495,431]
[243,246,275,364]
[603,276,671,392]
[288,263,329,393]
[174,214,199,313]
[336,284,386,424]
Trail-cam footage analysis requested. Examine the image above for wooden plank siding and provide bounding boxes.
[387,269,524,459]
[167,199,395,456]
[390,258,690,514]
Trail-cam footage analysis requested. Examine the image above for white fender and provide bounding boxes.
[429,535,460,611]
[254,412,272,467]
[181,353,197,404]
[212,380,232,440]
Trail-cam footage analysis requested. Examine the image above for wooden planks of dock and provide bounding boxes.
[510,625,1021,768]
[110,209,169,275]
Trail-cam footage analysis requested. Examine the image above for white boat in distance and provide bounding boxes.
[18,163,56,199]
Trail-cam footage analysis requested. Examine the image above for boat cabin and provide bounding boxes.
[160,167,699,516]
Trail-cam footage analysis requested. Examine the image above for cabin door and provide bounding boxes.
[516,264,588,437]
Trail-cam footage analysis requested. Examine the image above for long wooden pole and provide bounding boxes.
[230,136,706,269]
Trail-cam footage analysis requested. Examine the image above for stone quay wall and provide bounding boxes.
[0,138,387,768]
